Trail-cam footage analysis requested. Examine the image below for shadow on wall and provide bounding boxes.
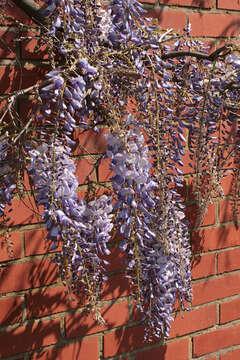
[0,259,163,360]
[0,252,132,358]
[1,175,238,359]
[147,1,240,40]
[0,25,49,93]
[0,225,134,359]
[1,3,240,360]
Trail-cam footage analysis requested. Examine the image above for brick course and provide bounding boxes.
[0,1,240,359]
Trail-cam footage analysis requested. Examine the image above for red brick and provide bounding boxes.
[0,66,19,94]
[193,323,240,357]
[104,324,179,357]
[65,301,129,338]
[0,2,35,25]
[221,173,233,196]
[101,273,130,300]
[175,178,187,203]
[26,286,82,318]
[147,10,186,33]
[191,253,216,279]
[220,348,240,360]
[191,225,239,254]
[30,337,99,360]
[159,0,213,8]
[221,118,238,145]
[104,324,145,357]
[98,158,114,182]
[0,232,22,261]
[181,152,195,175]
[192,272,240,306]
[186,203,216,228]
[187,177,205,202]
[218,248,240,274]
[0,259,58,294]
[19,95,49,139]
[5,197,43,226]
[0,65,48,95]
[170,304,217,338]
[109,229,124,243]
[24,170,32,191]
[0,98,7,112]
[0,296,22,326]
[218,0,240,11]
[219,200,233,223]
[189,13,240,37]
[0,318,60,358]
[21,65,49,88]
[24,228,62,256]
[75,157,96,184]
[222,148,236,171]
[220,297,240,324]
[21,34,48,60]
[135,338,190,360]
[74,128,108,155]
[188,169,229,202]
[131,298,144,322]
[102,245,126,272]
[0,30,16,58]
[18,98,40,122]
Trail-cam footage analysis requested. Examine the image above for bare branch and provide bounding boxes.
[0,79,51,101]
[0,79,51,125]
[162,45,229,61]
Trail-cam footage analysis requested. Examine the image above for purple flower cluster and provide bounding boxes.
[28,140,113,303]
[106,0,147,46]
[43,0,85,51]
[2,0,240,342]
[224,54,240,229]
[0,139,16,218]
[36,0,195,338]
[106,120,192,339]
[134,34,239,230]
[37,56,101,145]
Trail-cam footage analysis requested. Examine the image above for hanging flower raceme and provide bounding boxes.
[28,140,113,310]
[2,0,240,344]
[105,119,192,340]
[38,61,99,143]
[224,54,240,229]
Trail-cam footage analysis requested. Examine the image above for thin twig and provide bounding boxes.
[0,79,51,100]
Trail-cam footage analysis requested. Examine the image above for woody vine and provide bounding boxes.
[0,0,240,341]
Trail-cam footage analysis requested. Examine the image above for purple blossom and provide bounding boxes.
[0,139,16,218]
[2,0,240,343]
[28,140,113,306]
[105,120,192,339]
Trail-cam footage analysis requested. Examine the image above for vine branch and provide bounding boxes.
[162,45,230,60]
[7,2,232,63]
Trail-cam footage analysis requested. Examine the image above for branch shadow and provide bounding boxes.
[0,226,133,359]
[1,2,240,360]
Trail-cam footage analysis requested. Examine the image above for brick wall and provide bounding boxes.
[0,1,240,359]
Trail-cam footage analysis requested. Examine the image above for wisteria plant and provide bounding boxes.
[0,0,240,341]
